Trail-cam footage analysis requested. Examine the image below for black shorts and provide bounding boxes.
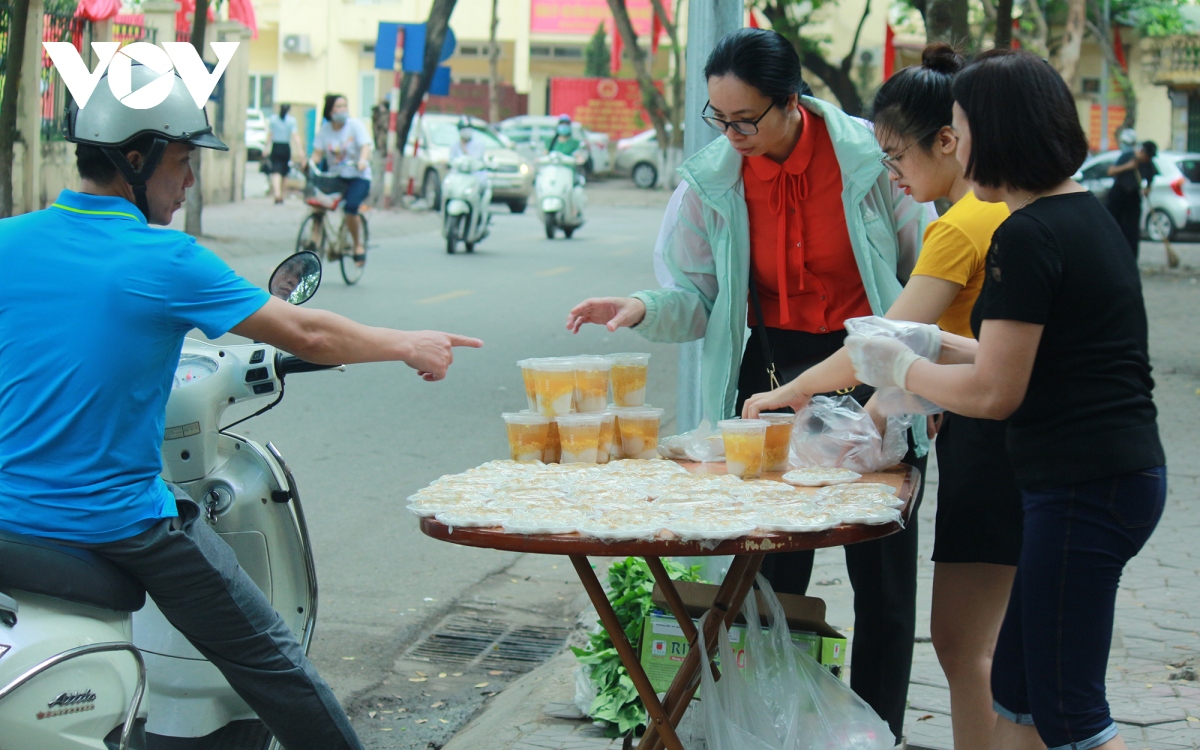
[932,412,1023,566]
[268,143,291,175]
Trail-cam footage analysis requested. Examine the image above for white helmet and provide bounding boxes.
[65,63,227,214]
[1118,128,1138,148]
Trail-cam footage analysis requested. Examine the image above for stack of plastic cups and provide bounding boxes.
[759,413,797,473]
[719,418,769,479]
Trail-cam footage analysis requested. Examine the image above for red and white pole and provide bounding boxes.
[406,96,426,197]
[382,27,405,208]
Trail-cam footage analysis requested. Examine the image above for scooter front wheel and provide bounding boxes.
[445,214,460,254]
[544,212,557,240]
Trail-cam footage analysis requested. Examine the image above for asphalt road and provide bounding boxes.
[198,186,679,703]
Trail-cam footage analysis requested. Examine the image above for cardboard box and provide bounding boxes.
[639,580,847,694]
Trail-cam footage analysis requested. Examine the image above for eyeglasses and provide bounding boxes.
[701,101,775,136]
[880,127,944,178]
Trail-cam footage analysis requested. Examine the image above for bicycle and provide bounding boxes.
[296,163,370,285]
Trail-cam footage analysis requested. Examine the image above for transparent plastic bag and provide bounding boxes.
[790,395,911,473]
[658,419,725,462]
[871,386,945,417]
[698,576,894,750]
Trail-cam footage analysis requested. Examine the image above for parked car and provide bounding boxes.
[496,116,610,176]
[1075,150,1200,240]
[245,108,267,160]
[402,113,535,213]
[613,125,679,189]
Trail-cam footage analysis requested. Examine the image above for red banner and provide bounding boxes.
[549,77,662,140]
[531,0,653,36]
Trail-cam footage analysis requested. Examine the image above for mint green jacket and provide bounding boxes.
[631,98,934,452]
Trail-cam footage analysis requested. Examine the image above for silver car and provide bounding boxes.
[613,126,677,189]
[401,113,534,213]
[1075,150,1200,240]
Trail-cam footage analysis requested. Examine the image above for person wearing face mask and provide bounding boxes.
[565,28,935,741]
[311,94,372,266]
[450,117,492,206]
[743,43,1016,749]
[548,114,583,158]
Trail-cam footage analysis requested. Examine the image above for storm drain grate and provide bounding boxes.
[481,625,574,670]
[405,614,572,673]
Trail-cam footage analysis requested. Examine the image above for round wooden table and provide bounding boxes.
[419,461,921,750]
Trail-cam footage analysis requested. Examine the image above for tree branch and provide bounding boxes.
[841,0,872,73]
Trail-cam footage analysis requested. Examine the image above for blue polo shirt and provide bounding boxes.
[0,191,270,542]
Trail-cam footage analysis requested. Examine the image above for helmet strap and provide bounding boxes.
[102,138,168,219]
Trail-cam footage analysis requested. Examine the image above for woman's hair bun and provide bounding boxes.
[921,43,965,75]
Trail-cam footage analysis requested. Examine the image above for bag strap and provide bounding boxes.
[748,282,781,391]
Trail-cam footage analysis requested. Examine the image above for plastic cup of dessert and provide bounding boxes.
[556,413,605,464]
[610,353,651,407]
[543,418,561,463]
[759,412,796,473]
[616,406,665,460]
[517,359,540,411]
[719,418,769,479]
[533,358,577,417]
[572,356,612,414]
[596,412,617,465]
[502,412,551,462]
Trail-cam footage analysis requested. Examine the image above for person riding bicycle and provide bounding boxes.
[0,63,482,750]
[311,94,371,265]
[449,116,493,206]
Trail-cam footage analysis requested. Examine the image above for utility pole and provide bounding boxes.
[1099,0,1111,151]
[677,0,740,434]
[488,0,500,123]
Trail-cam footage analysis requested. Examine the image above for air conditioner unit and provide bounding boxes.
[282,34,311,56]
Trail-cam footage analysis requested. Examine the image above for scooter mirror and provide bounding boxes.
[269,251,322,305]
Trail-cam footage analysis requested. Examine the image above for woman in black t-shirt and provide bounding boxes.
[845,50,1166,750]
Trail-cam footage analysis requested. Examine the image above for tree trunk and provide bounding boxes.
[0,0,31,218]
[606,0,673,170]
[390,0,459,207]
[1018,0,1050,58]
[488,0,500,123]
[1058,0,1086,88]
[995,0,1013,48]
[760,0,869,117]
[184,0,210,236]
[650,0,686,185]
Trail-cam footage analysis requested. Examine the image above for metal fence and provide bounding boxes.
[42,11,92,140]
[113,18,156,46]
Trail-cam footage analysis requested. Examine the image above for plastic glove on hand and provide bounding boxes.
[846,335,925,389]
[844,315,943,361]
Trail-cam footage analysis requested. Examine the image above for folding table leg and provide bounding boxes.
[638,553,765,750]
[568,555,686,750]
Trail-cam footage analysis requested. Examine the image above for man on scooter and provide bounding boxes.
[0,65,481,750]
[450,116,493,207]
[547,114,586,185]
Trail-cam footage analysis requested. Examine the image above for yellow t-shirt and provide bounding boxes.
[911,191,1010,338]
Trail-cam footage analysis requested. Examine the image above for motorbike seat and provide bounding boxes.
[0,528,145,612]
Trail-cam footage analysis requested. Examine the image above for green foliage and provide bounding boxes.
[584,23,611,78]
[1113,0,1190,37]
[571,558,703,737]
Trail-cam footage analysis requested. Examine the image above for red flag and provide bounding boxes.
[884,25,895,80]
[610,19,623,75]
[748,9,760,28]
[1113,26,1128,71]
[1012,19,1021,48]
[229,0,258,40]
[73,0,122,21]
[651,8,662,56]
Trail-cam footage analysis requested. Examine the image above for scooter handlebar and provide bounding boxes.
[276,355,343,377]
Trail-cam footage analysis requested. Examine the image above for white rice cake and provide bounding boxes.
[782,468,863,487]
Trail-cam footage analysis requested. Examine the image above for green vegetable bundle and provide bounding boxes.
[571,557,703,736]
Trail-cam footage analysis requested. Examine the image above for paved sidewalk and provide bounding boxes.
[443,267,1200,750]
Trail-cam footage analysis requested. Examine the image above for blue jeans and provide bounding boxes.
[992,466,1166,750]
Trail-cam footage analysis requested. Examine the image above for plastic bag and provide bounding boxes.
[658,420,725,462]
[698,576,894,750]
[844,315,941,361]
[790,395,910,473]
[871,386,945,417]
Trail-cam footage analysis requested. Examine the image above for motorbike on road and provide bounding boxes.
[535,151,587,240]
[442,156,491,254]
[0,252,338,750]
